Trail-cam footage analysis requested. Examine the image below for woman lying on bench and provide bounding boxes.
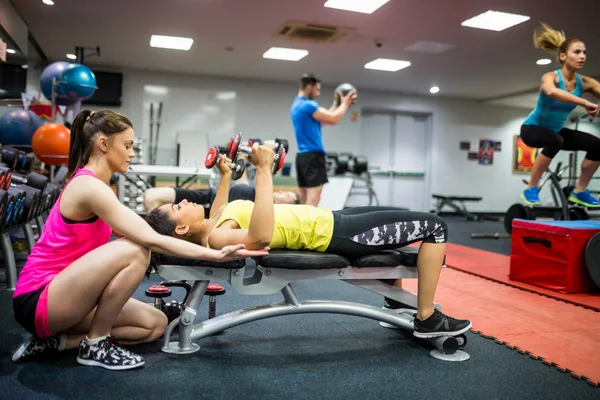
[146,144,472,338]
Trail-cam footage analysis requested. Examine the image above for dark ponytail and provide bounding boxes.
[66,109,134,179]
[67,110,93,179]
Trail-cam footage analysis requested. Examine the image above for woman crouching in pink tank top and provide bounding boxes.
[11,109,268,370]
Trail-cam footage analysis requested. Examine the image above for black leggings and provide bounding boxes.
[520,124,600,161]
[324,206,448,259]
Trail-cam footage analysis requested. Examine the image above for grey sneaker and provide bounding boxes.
[413,309,472,338]
[77,337,145,370]
[12,335,61,362]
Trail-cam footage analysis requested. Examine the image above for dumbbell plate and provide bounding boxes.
[229,133,242,161]
[231,159,246,180]
[272,146,286,175]
[205,147,220,169]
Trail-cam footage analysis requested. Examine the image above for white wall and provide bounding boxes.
[12,66,600,213]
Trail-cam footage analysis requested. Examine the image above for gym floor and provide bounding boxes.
[0,216,598,399]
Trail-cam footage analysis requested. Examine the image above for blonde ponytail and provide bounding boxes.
[533,22,566,53]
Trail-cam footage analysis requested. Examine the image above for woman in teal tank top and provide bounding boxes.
[520,23,600,207]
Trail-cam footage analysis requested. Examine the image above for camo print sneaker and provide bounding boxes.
[77,336,144,370]
[413,309,472,338]
[12,335,63,362]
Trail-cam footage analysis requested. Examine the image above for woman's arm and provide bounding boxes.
[73,176,267,261]
[208,144,275,250]
[583,75,600,98]
[209,157,233,217]
[540,72,588,106]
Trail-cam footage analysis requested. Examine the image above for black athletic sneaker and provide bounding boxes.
[77,337,145,370]
[12,335,62,362]
[413,309,472,338]
[379,297,416,329]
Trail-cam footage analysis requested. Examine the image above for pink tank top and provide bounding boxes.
[14,168,112,297]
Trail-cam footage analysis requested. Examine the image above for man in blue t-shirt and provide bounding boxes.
[290,73,356,206]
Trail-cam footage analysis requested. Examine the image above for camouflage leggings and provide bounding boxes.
[325,206,448,259]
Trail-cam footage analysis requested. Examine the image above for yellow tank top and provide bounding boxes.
[213,200,334,252]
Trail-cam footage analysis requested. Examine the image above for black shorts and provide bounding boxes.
[295,152,329,188]
[228,184,256,202]
[13,285,47,337]
[174,185,256,205]
[174,188,214,205]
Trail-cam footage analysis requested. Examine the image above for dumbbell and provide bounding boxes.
[204,146,246,180]
[10,172,48,192]
[146,281,193,324]
[145,285,172,312]
[248,138,289,154]
[351,155,369,175]
[206,283,226,319]
[228,133,286,175]
[0,163,12,190]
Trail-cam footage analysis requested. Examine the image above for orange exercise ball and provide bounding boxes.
[32,123,71,165]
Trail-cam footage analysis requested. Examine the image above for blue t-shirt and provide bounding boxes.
[523,69,584,132]
[290,96,325,154]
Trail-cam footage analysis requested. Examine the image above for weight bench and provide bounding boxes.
[432,194,483,221]
[157,247,469,361]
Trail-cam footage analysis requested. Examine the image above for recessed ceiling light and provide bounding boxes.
[150,35,194,51]
[22,64,28,69]
[66,53,77,60]
[143,85,169,95]
[216,92,236,101]
[324,0,390,14]
[263,47,308,61]
[42,0,54,5]
[364,58,411,72]
[461,10,530,31]
[536,58,552,65]
[430,86,440,94]
[6,49,16,54]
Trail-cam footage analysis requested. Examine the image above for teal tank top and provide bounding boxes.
[522,70,583,132]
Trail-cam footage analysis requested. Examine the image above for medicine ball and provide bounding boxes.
[334,83,358,106]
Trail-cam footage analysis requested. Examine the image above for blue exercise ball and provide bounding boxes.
[0,109,44,148]
[58,63,97,101]
[40,61,75,102]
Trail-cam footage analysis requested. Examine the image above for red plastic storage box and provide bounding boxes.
[509,219,600,293]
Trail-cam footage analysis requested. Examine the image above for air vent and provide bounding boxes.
[276,20,355,43]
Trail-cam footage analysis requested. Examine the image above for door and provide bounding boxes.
[357,111,430,211]
[391,114,429,211]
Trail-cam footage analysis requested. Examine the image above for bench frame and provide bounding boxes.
[432,194,482,221]
[157,255,469,361]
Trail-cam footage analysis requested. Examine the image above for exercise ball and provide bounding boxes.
[57,63,97,101]
[40,62,77,105]
[0,109,44,148]
[334,83,358,106]
[32,123,71,165]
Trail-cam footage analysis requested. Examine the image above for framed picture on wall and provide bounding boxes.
[512,134,539,174]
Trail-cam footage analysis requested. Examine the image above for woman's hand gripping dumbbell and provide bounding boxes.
[228,133,286,175]
[204,147,246,180]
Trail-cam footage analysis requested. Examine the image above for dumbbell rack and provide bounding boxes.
[0,147,62,290]
[118,138,147,213]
